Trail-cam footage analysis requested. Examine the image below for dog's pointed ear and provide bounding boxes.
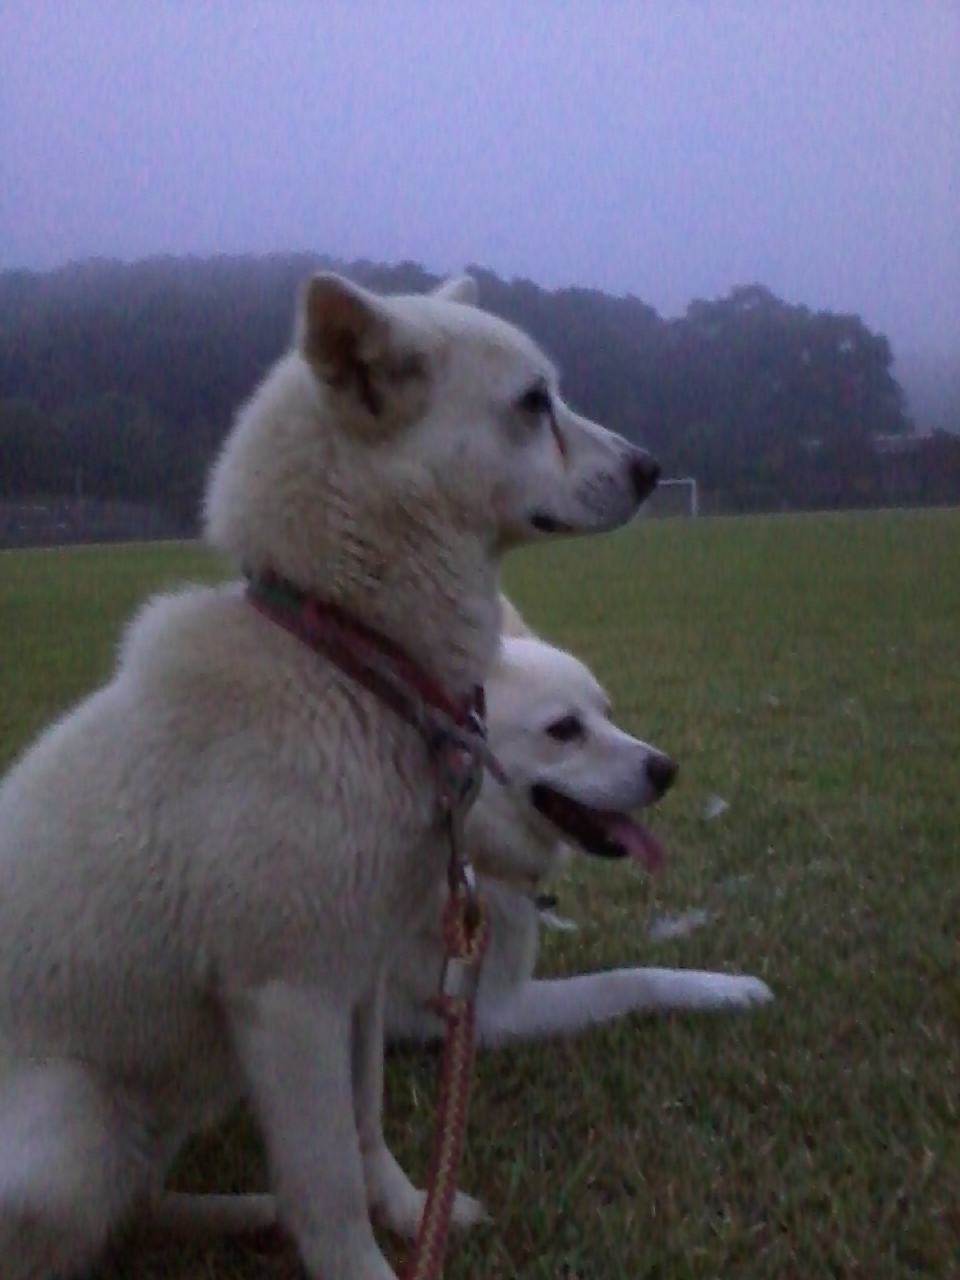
[299,274,428,425]
[431,274,479,306]
[300,273,391,381]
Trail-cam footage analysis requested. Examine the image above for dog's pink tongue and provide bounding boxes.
[607,814,666,872]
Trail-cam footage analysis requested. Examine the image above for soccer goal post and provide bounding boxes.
[649,476,699,518]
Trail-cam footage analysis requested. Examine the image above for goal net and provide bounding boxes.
[643,476,699,519]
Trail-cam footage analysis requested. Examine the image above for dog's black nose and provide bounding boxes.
[629,449,660,503]
[646,752,678,798]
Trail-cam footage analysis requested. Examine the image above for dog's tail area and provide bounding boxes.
[0,1062,153,1280]
[474,970,774,1046]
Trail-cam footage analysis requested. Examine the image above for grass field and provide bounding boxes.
[1,510,958,1279]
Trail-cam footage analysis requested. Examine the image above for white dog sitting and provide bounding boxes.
[0,273,658,1280]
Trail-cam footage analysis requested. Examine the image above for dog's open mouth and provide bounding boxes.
[530,784,665,871]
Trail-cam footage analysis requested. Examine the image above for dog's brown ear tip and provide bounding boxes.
[303,274,369,336]
[300,274,386,373]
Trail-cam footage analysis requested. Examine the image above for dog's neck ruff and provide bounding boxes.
[244,571,507,799]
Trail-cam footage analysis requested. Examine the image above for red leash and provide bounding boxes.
[405,874,490,1280]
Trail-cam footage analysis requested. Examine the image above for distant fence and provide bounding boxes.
[0,500,189,550]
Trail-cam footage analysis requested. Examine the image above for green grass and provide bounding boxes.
[1,511,958,1279]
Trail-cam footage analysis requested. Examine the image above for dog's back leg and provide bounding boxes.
[475,970,774,1046]
[0,1061,155,1280]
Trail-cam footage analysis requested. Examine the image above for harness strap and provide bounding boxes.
[246,573,507,787]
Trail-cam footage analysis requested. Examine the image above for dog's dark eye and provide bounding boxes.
[546,714,584,743]
[517,383,552,417]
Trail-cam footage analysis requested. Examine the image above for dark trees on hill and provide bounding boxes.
[0,253,947,527]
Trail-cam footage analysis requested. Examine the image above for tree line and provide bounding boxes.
[1,253,958,529]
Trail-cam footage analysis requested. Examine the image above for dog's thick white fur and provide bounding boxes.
[386,598,773,1046]
[0,274,658,1279]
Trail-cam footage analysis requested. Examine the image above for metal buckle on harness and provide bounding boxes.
[440,954,481,1003]
[423,694,500,1014]
[435,775,485,1005]
[442,798,481,925]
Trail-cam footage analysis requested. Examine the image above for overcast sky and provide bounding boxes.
[1,1,958,358]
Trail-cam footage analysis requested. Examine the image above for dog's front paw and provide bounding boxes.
[366,1145,488,1238]
[723,974,774,1006]
[366,1146,425,1239]
[371,1181,489,1239]
[370,1187,424,1239]
[450,1190,490,1230]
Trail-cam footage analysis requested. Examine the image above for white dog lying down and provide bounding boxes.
[0,274,659,1280]
[386,599,773,1046]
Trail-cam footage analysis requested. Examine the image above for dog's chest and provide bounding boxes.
[278,685,453,944]
[185,619,474,985]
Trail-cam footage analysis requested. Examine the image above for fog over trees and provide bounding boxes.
[1,255,958,543]
[894,351,960,436]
